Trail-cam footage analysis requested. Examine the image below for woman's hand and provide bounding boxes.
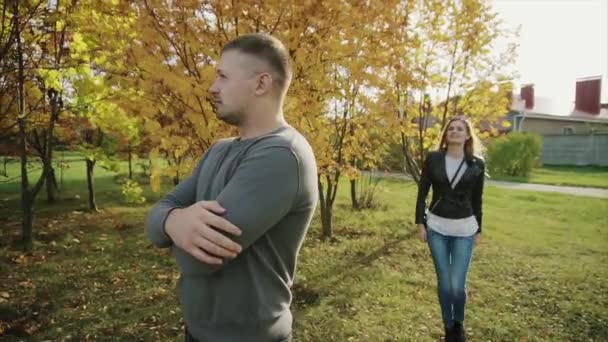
[475,233,482,244]
[417,224,427,242]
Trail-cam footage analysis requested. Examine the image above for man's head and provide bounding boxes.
[208,33,292,126]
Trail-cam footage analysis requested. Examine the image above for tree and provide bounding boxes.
[0,0,20,143]
[116,1,234,192]
[23,0,78,204]
[383,0,517,183]
[112,0,515,239]
[11,0,46,251]
[65,1,138,211]
[5,0,135,249]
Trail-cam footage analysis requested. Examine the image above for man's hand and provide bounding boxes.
[164,201,242,265]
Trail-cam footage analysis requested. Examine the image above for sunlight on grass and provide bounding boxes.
[1,160,607,341]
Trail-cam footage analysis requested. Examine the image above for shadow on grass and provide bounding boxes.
[293,230,417,313]
[0,173,167,238]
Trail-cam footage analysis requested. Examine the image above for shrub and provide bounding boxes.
[121,180,146,204]
[487,132,542,177]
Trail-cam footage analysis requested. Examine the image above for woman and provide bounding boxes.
[415,116,485,342]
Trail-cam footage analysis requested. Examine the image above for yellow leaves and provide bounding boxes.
[70,32,89,59]
[52,0,514,192]
[144,120,162,140]
[159,137,190,160]
[149,149,162,193]
[121,180,146,204]
[37,70,63,91]
[56,19,66,31]
[93,54,107,66]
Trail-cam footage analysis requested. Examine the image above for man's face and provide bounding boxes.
[208,50,259,126]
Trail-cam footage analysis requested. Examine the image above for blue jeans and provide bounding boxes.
[426,228,475,329]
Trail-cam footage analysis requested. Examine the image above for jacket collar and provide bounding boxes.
[439,149,475,161]
[438,150,479,189]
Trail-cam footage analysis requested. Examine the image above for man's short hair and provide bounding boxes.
[222,33,292,96]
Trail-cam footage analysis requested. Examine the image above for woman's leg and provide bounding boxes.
[184,327,198,342]
[449,235,475,324]
[427,228,454,329]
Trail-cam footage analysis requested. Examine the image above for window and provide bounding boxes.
[562,126,574,135]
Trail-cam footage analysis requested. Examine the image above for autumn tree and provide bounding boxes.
[11,0,48,251]
[383,0,517,183]
[64,1,138,211]
[4,0,135,249]
[113,0,515,239]
[0,0,20,144]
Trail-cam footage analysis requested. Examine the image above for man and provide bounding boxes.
[146,33,318,342]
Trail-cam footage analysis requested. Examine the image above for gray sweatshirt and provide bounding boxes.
[146,125,318,342]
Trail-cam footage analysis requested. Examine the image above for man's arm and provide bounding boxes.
[146,157,206,248]
[158,145,298,274]
[216,146,299,252]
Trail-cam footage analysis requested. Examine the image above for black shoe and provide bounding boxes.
[452,322,467,342]
[444,326,455,342]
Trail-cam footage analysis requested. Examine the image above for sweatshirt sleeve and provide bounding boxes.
[145,154,208,248]
[216,146,299,251]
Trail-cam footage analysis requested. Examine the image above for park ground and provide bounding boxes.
[1,158,607,341]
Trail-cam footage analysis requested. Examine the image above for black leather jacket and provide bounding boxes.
[415,151,485,233]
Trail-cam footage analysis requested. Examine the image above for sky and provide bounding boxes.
[491,0,608,114]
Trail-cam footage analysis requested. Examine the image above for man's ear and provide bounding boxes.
[255,72,273,96]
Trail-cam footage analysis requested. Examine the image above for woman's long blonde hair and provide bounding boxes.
[437,116,485,158]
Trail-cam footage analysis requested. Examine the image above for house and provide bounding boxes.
[509,77,608,135]
[506,76,608,166]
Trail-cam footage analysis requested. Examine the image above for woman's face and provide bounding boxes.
[445,120,470,145]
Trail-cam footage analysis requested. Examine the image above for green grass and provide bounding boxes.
[491,165,608,189]
[1,159,607,341]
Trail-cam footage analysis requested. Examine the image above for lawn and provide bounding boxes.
[491,165,608,189]
[1,159,607,341]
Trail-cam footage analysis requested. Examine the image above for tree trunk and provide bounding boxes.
[17,124,44,251]
[36,84,62,205]
[15,2,44,251]
[172,154,181,185]
[318,176,337,239]
[1,157,8,177]
[401,132,421,184]
[19,121,35,251]
[45,163,59,203]
[86,159,98,212]
[318,177,333,238]
[322,202,332,238]
[16,0,31,251]
[350,178,359,210]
